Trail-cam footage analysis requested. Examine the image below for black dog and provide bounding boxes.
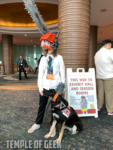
[43,84,83,143]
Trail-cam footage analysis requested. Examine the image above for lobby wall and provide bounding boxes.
[0,42,112,72]
[0,43,43,71]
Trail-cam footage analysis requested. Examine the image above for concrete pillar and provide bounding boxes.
[88,26,98,68]
[2,35,14,74]
[58,0,91,70]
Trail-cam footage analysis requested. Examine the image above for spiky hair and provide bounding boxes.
[23,0,49,35]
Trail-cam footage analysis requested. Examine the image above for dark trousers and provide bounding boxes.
[19,66,27,80]
[35,94,53,124]
[34,67,38,74]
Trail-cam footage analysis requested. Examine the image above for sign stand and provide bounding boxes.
[66,68,98,118]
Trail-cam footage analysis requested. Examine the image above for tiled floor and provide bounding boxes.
[0,73,113,150]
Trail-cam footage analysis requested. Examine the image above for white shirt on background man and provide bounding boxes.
[35,60,38,67]
[94,47,113,79]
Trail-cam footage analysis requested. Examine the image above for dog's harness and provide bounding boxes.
[52,87,71,119]
[43,83,72,119]
[54,103,71,118]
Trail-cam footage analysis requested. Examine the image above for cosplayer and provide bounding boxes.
[23,0,83,143]
[23,0,65,136]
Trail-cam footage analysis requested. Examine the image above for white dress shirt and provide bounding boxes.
[94,48,113,79]
[35,60,38,67]
[37,54,65,92]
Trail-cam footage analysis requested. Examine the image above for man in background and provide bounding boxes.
[33,58,38,74]
[17,55,28,80]
[95,39,113,115]
[38,54,43,66]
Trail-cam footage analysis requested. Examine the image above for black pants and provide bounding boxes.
[35,94,53,124]
[34,67,38,74]
[19,66,27,80]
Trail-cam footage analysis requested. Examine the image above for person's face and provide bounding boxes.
[48,49,54,54]
[106,43,112,49]
[20,56,23,59]
[42,48,47,51]
[108,43,112,49]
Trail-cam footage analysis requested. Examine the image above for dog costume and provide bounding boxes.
[43,84,83,132]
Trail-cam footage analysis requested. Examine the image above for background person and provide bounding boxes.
[33,58,38,74]
[17,55,28,80]
[38,54,43,66]
[95,39,113,115]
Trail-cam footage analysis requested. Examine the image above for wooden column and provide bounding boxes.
[2,35,14,74]
[88,26,98,68]
[58,0,91,70]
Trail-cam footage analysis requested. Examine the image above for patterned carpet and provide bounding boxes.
[0,74,113,150]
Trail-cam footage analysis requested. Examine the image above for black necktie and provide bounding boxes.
[48,56,53,74]
[48,56,52,66]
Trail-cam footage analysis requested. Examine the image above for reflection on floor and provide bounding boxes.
[0,73,38,90]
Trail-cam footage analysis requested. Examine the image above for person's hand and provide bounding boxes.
[40,91,43,96]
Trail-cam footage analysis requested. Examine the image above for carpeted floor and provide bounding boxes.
[0,73,113,150]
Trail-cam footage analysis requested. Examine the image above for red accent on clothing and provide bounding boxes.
[62,108,71,117]
[55,104,60,108]
[41,46,52,49]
